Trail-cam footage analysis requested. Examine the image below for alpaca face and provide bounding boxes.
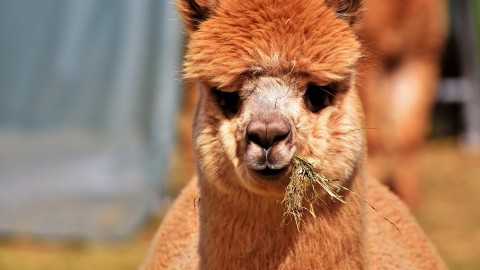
[186,0,365,196]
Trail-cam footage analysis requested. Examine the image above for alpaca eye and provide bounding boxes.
[213,88,241,117]
[304,84,334,113]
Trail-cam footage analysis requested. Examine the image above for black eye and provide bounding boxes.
[213,88,241,117]
[304,84,334,113]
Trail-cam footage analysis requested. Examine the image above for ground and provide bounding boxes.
[417,140,480,269]
[0,139,478,270]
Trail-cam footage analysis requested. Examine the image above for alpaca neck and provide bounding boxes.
[198,165,367,269]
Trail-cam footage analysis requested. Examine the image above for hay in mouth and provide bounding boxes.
[282,155,399,232]
[282,155,345,229]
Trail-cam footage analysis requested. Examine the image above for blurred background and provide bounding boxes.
[0,0,479,269]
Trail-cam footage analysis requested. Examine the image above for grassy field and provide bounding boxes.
[0,216,161,270]
[417,140,480,270]
[0,139,479,269]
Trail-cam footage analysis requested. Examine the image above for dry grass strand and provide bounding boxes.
[283,155,399,233]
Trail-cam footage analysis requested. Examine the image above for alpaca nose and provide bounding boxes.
[246,116,291,150]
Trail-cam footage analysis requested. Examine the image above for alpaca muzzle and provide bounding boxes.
[244,113,296,179]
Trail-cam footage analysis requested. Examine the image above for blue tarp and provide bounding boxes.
[0,0,183,240]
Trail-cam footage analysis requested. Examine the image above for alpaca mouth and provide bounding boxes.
[253,166,288,180]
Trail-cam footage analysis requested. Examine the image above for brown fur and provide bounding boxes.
[143,0,446,269]
[358,0,447,207]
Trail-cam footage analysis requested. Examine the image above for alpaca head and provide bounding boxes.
[180,0,366,197]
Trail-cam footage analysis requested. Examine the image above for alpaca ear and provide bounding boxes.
[325,0,364,26]
[177,0,218,31]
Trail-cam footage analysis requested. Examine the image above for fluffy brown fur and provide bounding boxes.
[143,0,446,269]
[358,0,447,207]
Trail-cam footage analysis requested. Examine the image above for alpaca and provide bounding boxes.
[143,0,446,269]
[358,0,447,208]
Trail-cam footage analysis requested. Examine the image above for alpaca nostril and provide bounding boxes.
[272,131,290,144]
[246,116,291,150]
[247,133,264,148]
